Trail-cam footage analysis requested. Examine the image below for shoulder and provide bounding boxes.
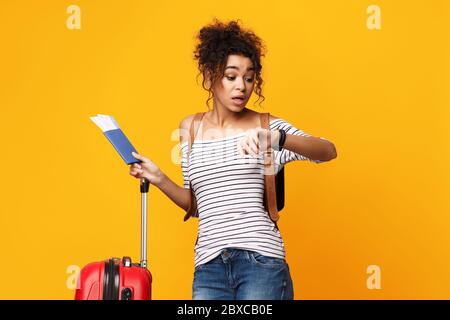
[254,111,282,129]
[179,113,203,144]
[179,114,197,130]
[269,114,280,122]
[268,113,282,127]
[179,114,195,144]
[267,114,295,130]
[252,110,280,123]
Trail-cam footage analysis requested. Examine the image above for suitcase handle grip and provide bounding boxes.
[140,178,150,193]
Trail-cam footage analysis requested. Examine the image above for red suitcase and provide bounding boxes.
[75,178,153,300]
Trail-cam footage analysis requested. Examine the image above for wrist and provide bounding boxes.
[154,171,167,189]
[270,130,280,150]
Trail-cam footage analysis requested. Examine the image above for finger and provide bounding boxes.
[132,152,149,163]
[252,131,262,153]
[242,143,252,156]
[249,142,258,155]
[130,170,137,176]
[237,139,245,156]
[132,151,144,161]
[258,129,270,151]
[130,168,143,175]
[249,134,259,154]
[135,170,144,178]
[240,146,247,156]
[250,130,260,149]
[245,134,258,155]
[242,140,254,155]
[237,143,243,156]
[247,142,258,155]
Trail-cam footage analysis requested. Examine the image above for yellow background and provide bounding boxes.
[0,0,449,299]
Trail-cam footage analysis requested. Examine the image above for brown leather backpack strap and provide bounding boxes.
[183,112,205,222]
[183,182,198,222]
[260,112,280,222]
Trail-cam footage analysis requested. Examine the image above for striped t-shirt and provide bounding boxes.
[181,118,323,268]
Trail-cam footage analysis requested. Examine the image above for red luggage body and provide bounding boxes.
[75,179,153,300]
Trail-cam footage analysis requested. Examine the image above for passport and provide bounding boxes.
[90,114,140,165]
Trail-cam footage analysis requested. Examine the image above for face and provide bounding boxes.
[211,54,256,113]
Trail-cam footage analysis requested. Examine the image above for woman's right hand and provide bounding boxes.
[129,152,165,186]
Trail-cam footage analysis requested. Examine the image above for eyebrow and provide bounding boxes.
[225,66,255,71]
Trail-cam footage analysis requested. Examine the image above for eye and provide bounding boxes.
[226,76,254,83]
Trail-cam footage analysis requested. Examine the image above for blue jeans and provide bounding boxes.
[192,248,294,300]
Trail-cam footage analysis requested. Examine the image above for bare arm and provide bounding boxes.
[129,115,195,213]
[155,174,191,212]
[270,114,337,162]
[283,134,337,162]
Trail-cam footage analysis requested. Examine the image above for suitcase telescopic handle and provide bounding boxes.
[140,178,150,268]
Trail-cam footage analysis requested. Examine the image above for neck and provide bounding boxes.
[208,100,248,128]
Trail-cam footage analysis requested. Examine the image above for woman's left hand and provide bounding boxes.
[237,128,280,157]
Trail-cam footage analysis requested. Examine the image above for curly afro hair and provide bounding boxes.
[193,18,267,110]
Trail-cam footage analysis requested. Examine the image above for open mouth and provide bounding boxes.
[231,97,246,106]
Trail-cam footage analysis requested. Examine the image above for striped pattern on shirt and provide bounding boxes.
[181,118,322,267]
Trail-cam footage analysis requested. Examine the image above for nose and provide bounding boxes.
[235,77,246,92]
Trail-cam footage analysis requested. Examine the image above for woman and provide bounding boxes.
[129,19,337,300]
